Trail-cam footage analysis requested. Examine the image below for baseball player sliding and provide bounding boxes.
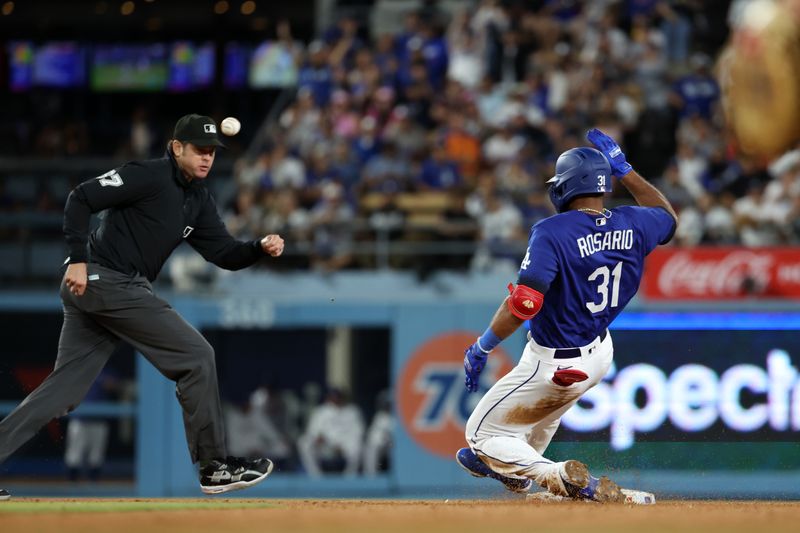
[457,129,677,502]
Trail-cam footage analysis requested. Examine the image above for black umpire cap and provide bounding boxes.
[173,114,226,148]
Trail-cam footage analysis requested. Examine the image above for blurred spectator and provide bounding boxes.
[261,189,311,243]
[442,114,481,182]
[382,106,427,158]
[483,121,526,165]
[656,159,695,210]
[309,182,356,272]
[674,141,708,200]
[298,41,333,107]
[129,107,156,159]
[297,387,365,477]
[64,369,119,482]
[470,185,524,272]
[352,116,381,164]
[329,140,361,191]
[704,193,738,244]
[447,10,485,88]
[415,143,462,190]
[361,142,411,194]
[734,183,783,246]
[657,1,697,66]
[363,390,393,476]
[224,187,263,240]
[671,53,720,120]
[264,143,306,190]
[326,15,364,70]
[225,388,293,470]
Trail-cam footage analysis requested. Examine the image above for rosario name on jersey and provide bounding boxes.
[518,206,675,349]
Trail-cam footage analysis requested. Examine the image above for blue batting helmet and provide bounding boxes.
[547,147,612,213]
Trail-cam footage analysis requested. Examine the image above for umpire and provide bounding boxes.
[0,114,282,498]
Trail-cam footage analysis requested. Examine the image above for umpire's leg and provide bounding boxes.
[86,266,226,463]
[0,282,118,464]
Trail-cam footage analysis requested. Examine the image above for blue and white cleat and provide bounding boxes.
[0,489,10,501]
[456,447,533,494]
[561,460,624,503]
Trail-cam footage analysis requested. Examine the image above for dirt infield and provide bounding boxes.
[1,499,799,533]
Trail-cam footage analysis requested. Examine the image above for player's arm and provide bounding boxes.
[187,192,283,270]
[586,128,678,223]
[464,226,556,393]
[62,164,159,296]
[464,283,545,392]
[616,170,678,222]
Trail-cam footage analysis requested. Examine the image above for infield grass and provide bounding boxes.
[0,499,278,513]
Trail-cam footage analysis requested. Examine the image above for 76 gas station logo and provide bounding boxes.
[397,332,514,458]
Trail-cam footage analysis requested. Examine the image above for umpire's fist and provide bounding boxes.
[64,262,88,296]
[261,234,284,257]
[464,341,489,393]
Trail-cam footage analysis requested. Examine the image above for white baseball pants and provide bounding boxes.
[465,331,614,492]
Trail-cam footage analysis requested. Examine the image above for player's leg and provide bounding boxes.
[0,295,118,466]
[464,337,615,496]
[463,350,561,491]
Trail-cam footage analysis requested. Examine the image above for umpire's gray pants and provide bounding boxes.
[0,263,226,465]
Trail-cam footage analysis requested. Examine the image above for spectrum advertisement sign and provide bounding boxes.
[560,326,800,450]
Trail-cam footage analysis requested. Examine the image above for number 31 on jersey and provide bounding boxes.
[586,261,622,313]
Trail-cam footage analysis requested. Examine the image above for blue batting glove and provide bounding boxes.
[586,128,633,178]
[464,341,489,393]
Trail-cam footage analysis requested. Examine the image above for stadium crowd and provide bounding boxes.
[226,0,800,274]
[4,1,800,277]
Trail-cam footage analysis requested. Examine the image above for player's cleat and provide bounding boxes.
[560,460,624,503]
[199,457,273,495]
[456,447,533,494]
[0,489,10,501]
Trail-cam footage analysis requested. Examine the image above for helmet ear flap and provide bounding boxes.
[548,181,564,212]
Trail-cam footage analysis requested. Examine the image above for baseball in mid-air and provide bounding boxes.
[220,117,241,136]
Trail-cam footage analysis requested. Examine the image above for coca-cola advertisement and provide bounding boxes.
[642,248,800,299]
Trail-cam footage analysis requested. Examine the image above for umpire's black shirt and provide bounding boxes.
[63,151,265,281]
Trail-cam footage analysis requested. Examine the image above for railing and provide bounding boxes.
[0,211,525,281]
[0,401,136,418]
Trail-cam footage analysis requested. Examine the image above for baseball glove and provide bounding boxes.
[719,1,800,158]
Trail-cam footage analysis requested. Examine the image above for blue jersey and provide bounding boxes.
[517,206,675,348]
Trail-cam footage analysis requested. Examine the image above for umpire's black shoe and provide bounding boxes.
[0,489,10,501]
[199,457,273,495]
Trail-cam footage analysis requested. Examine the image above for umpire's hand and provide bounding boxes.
[64,262,88,296]
[260,234,285,257]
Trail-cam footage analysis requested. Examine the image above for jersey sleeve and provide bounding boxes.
[187,192,267,270]
[78,163,162,212]
[516,224,559,293]
[633,206,677,253]
[63,163,161,263]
